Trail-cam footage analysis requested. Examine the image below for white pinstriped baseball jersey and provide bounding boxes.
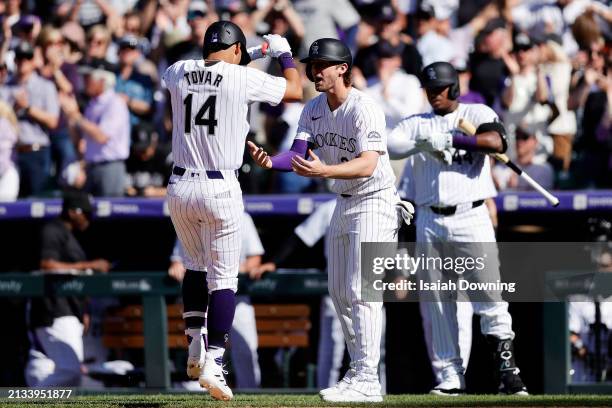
[162,59,287,170]
[390,103,498,206]
[294,88,395,195]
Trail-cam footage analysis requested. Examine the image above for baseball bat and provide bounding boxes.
[457,118,560,207]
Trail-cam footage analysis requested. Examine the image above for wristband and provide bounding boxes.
[452,133,478,150]
[278,52,296,70]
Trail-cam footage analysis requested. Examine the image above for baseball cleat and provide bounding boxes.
[430,371,465,396]
[321,387,383,403]
[319,369,356,397]
[199,355,233,401]
[429,387,465,396]
[499,368,529,396]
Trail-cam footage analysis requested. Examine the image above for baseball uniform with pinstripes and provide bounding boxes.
[293,87,400,395]
[390,102,514,383]
[162,59,286,291]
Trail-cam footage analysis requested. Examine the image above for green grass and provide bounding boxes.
[2,394,612,408]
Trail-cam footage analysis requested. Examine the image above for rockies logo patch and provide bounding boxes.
[367,131,381,140]
[211,33,218,42]
[427,67,437,80]
[311,42,319,55]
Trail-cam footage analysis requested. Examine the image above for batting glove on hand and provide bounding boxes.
[433,149,453,165]
[415,132,453,152]
[263,34,292,58]
[396,200,415,226]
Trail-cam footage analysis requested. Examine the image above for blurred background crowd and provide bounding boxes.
[0,0,609,202]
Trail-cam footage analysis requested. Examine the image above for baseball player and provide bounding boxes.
[248,38,412,403]
[388,61,528,396]
[162,20,302,401]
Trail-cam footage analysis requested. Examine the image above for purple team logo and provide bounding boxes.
[427,67,437,80]
[311,42,319,55]
[211,32,219,43]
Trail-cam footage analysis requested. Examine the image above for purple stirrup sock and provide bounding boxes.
[270,139,309,171]
[207,289,236,348]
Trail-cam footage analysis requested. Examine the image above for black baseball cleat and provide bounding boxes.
[499,368,529,396]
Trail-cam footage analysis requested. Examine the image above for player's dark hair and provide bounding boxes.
[203,42,236,58]
[342,66,352,87]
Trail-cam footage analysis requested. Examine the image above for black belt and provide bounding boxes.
[341,193,351,198]
[430,200,484,216]
[172,166,237,179]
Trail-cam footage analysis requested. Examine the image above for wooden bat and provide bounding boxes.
[458,118,560,207]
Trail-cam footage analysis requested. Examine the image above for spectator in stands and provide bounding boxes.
[125,122,171,197]
[60,60,130,197]
[538,33,577,176]
[414,3,454,66]
[456,60,485,104]
[55,0,121,33]
[292,0,360,56]
[37,26,80,190]
[364,40,427,132]
[501,32,552,161]
[60,22,86,66]
[569,36,611,188]
[168,211,265,389]
[83,25,114,66]
[251,0,305,53]
[493,125,554,191]
[0,41,59,197]
[166,0,212,64]
[468,17,514,107]
[115,35,154,128]
[25,190,111,387]
[353,1,423,85]
[0,99,18,200]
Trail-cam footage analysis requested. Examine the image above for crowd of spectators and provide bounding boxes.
[0,0,609,201]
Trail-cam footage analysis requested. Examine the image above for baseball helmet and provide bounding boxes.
[202,20,251,66]
[300,38,352,81]
[421,61,460,100]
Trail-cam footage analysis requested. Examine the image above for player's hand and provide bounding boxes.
[168,261,186,282]
[396,200,415,226]
[415,132,453,152]
[249,262,276,280]
[291,149,328,178]
[263,34,292,58]
[432,149,453,165]
[247,141,272,169]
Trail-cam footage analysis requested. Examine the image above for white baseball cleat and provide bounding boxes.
[185,328,206,379]
[319,369,356,397]
[321,384,383,403]
[199,355,233,401]
[429,371,466,396]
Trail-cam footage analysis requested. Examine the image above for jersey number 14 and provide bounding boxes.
[183,94,218,135]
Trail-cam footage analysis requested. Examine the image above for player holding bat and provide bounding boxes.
[388,61,528,396]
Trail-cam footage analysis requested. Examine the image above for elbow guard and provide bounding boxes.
[476,121,508,153]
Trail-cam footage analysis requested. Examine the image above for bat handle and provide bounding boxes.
[520,172,560,207]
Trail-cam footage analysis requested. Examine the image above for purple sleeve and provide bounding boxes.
[270,139,309,171]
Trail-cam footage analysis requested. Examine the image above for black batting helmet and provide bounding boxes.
[202,21,250,66]
[300,38,352,81]
[421,61,460,100]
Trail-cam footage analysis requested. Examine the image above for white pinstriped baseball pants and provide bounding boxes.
[416,203,514,381]
[167,170,243,292]
[327,187,399,394]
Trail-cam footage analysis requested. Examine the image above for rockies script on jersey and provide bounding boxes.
[162,59,287,170]
[295,88,395,195]
[391,103,498,206]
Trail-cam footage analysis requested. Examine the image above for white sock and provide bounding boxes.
[185,328,205,358]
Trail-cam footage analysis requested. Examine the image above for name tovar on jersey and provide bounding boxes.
[294,88,395,195]
[162,59,287,170]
